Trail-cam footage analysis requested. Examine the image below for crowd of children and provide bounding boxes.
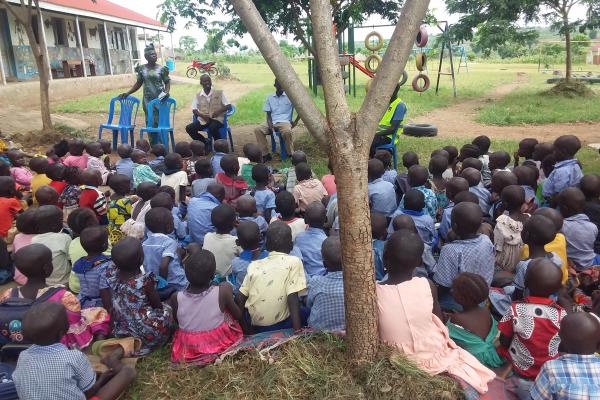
[1,132,600,399]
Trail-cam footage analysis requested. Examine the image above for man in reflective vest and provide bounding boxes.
[370,84,406,157]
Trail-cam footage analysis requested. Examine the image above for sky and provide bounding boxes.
[124,0,591,50]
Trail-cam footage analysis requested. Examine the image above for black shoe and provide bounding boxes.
[263,154,273,162]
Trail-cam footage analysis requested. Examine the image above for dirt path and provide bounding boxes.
[411,72,600,143]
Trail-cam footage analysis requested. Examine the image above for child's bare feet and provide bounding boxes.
[101,346,125,371]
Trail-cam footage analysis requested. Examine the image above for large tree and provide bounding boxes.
[192,0,427,362]
[179,35,199,53]
[0,0,53,132]
[446,0,598,82]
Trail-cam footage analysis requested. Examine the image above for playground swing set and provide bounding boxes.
[307,21,464,98]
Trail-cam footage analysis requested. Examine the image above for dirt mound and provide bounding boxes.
[544,80,595,98]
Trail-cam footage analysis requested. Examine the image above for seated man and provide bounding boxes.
[254,79,300,161]
[185,74,232,144]
[370,84,406,157]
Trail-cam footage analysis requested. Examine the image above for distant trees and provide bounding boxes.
[179,35,198,53]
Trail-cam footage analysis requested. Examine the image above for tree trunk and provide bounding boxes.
[563,14,572,83]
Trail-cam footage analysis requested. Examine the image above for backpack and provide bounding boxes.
[0,287,61,346]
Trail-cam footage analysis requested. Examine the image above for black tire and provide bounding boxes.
[399,70,408,87]
[207,67,219,77]
[403,123,438,137]
[186,67,197,79]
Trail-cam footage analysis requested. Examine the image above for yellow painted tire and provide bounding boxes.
[412,74,430,92]
[365,54,382,73]
[364,31,384,51]
[416,53,427,72]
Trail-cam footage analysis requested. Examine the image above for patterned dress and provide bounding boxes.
[101,267,172,355]
[107,196,134,244]
[136,63,170,142]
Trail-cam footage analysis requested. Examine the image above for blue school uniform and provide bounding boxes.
[562,213,599,270]
[433,235,495,288]
[294,227,327,277]
[398,185,437,220]
[388,208,436,247]
[373,239,386,281]
[142,232,187,289]
[211,152,225,176]
[253,188,276,221]
[72,255,111,308]
[368,178,397,217]
[382,169,398,185]
[469,183,491,216]
[187,192,220,245]
[230,249,268,291]
[307,271,345,331]
[115,158,134,183]
[542,159,583,198]
[438,202,454,241]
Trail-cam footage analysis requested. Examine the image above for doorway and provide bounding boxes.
[0,9,16,79]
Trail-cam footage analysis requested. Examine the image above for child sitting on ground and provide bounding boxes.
[389,189,435,247]
[494,185,529,272]
[447,272,504,369]
[400,165,437,219]
[293,162,328,214]
[240,143,263,188]
[391,214,436,276]
[187,183,225,245]
[321,160,337,195]
[12,210,38,284]
[115,144,134,183]
[99,138,112,170]
[438,177,469,242]
[160,153,189,205]
[489,170,519,220]
[252,164,276,221]
[120,182,158,240]
[7,150,32,189]
[174,141,194,177]
[558,187,599,270]
[581,174,600,254]
[429,155,449,216]
[30,205,72,286]
[461,157,483,173]
[433,202,495,310]
[498,258,566,395]
[62,139,89,170]
[543,135,583,203]
[215,154,248,206]
[100,237,173,355]
[0,177,22,241]
[462,167,491,217]
[107,174,135,244]
[211,139,229,176]
[170,249,244,365]
[237,222,307,332]
[472,135,491,187]
[377,230,495,394]
[149,144,167,175]
[191,159,215,197]
[59,167,82,218]
[132,149,160,187]
[151,191,187,241]
[307,236,345,331]
[283,150,310,192]
[143,207,187,299]
[35,185,59,207]
[46,162,67,196]
[12,302,136,400]
[79,169,108,225]
[135,139,151,153]
[395,151,418,201]
[190,140,206,169]
[1,244,109,349]
[375,149,397,185]
[235,195,268,237]
[230,221,267,291]
[85,142,110,185]
[513,138,538,168]
[488,151,511,175]
[530,312,600,399]
[295,202,328,277]
[514,165,539,209]
[203,204,239,279]
[371,212,388,281]
[73,226,112,308]
[29,157,51,204]
[368,158,397,218]
[271,191,306,241]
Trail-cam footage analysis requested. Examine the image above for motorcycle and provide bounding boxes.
[186,60,219,78]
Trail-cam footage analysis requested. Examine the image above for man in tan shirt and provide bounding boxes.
[185,74,231,144]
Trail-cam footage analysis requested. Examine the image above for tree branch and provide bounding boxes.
[229,0,328,147]
[289,0,316,55]
[357,0,431,137]
[309,0,351,128]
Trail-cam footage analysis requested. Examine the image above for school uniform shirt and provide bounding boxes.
[230,249,269,291]
[0,197,21,237]
[513,252,563,292]
[239,251,307,326]
[307,271,345,331]
[395,172,410,199]
[542,159,583,198]
[530,354,600,400]
[294,227,327,277]
[161,171,189,204]
[202,232,240,277]
[584,200,600,254]
[561,213,599,270]
[382,170,398,185]
[433,234,495,287]
[497,297,566,379]
[142,232,187,289]
[13,343,96,400]
[211,152,225,176]
[86,156,109,185]
[521,185,538,206]
[388,208,435,247]
[293,178,328,212]
[148,156,166,175]
[373,239,386,281]
[32,232,72,286]
[398,185,437,220]
[68,238,112,294]
[191,177,216,197]
[469,183,491,217]
[63,154,89,170]
[438,202,454,241]
[368,178,397,217]
[188,192,221,245]
[254,188,276,220]
[115,158,134,182]
[172,208,188,240]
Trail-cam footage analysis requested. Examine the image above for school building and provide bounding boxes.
[0,0,169,84]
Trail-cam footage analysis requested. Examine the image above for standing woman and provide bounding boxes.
[120,44,171,145]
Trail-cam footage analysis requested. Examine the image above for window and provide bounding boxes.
[76,21,88,48]
[30,16,39,44]
[52,18,67,46]
[111,29,126,50]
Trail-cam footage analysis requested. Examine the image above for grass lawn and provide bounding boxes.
[476,75,600,126]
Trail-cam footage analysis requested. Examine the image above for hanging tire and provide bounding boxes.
[403,123,438,137]
[365,31,384,51]
[365,54,382,73]
[399,70,408,87]
[207,67,219,77]
[186,67,198,79]
[415,26,428,48]
[416,53,427,71]
[412,74,430,92]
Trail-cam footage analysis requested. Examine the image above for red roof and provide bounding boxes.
[44,0,163,28]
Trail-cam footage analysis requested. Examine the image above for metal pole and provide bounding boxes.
[0,46,6,85]
[143,28,147,46]
[38,8,52,80]
[103,21,113,75]
[170,32,174,59]
[125,25,134,74]
[75,16,87,77]
[157,30,162,64]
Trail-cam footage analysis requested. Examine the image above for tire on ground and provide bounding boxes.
[365,54,382,73]
[365,31,384,51]
[403,123,438,137]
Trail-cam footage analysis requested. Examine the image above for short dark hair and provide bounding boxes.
[35,205,63,233]
[236,221,261,250]
[165,152,183,170]
[174,141,192,158]
[29,157,48,174]
[402,151,419,169]
[184,249,216,287]
[368,158,385,180]
[80,226,109,254]
[145,207,174,234]
[213,139,229,153]
[451,201,482,237]
[67,208,98,235]
[211,204,236,232]
[150,192,174,210]
[295,162,312,181]
[374,150,392,169]
[452,272,489,307]
[408,165,428,187]
[117,144,133,159]
[500,185,525,212]
[194,159,212,178]
[275,191,296,218]
[220,154,239,175]
[16,209,38,234]
[151,144,166,157]
[429,156,449,175]
[190,140,206,157]
[243,143,262,163]
[266,221,293,253]
[403,189,425,211]
[472,135,491,153]
[251,164,270,184]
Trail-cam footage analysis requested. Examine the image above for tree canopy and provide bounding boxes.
[179,35,198,52]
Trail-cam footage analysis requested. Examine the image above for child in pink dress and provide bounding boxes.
[170,249,244,366]
[7,150,33,188]
[12,209,38,284]
[377,230,495,394]
[62,139,89,170]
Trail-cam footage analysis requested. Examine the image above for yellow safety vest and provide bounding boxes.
[378,98,403,144]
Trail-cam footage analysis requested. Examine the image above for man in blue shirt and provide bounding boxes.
[367,159,397,217]
[370,84,406,157]
[294,202,328,277]
[254,79,300,161]
[187,183,224,245]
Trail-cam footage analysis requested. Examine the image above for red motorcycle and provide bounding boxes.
[186,60,219,78]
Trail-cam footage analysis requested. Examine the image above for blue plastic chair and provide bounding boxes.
[139,98,177,153]
[375,126,402,170]
[98,96,140,150]
[270,108,294,160]
[194,105,236,152]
